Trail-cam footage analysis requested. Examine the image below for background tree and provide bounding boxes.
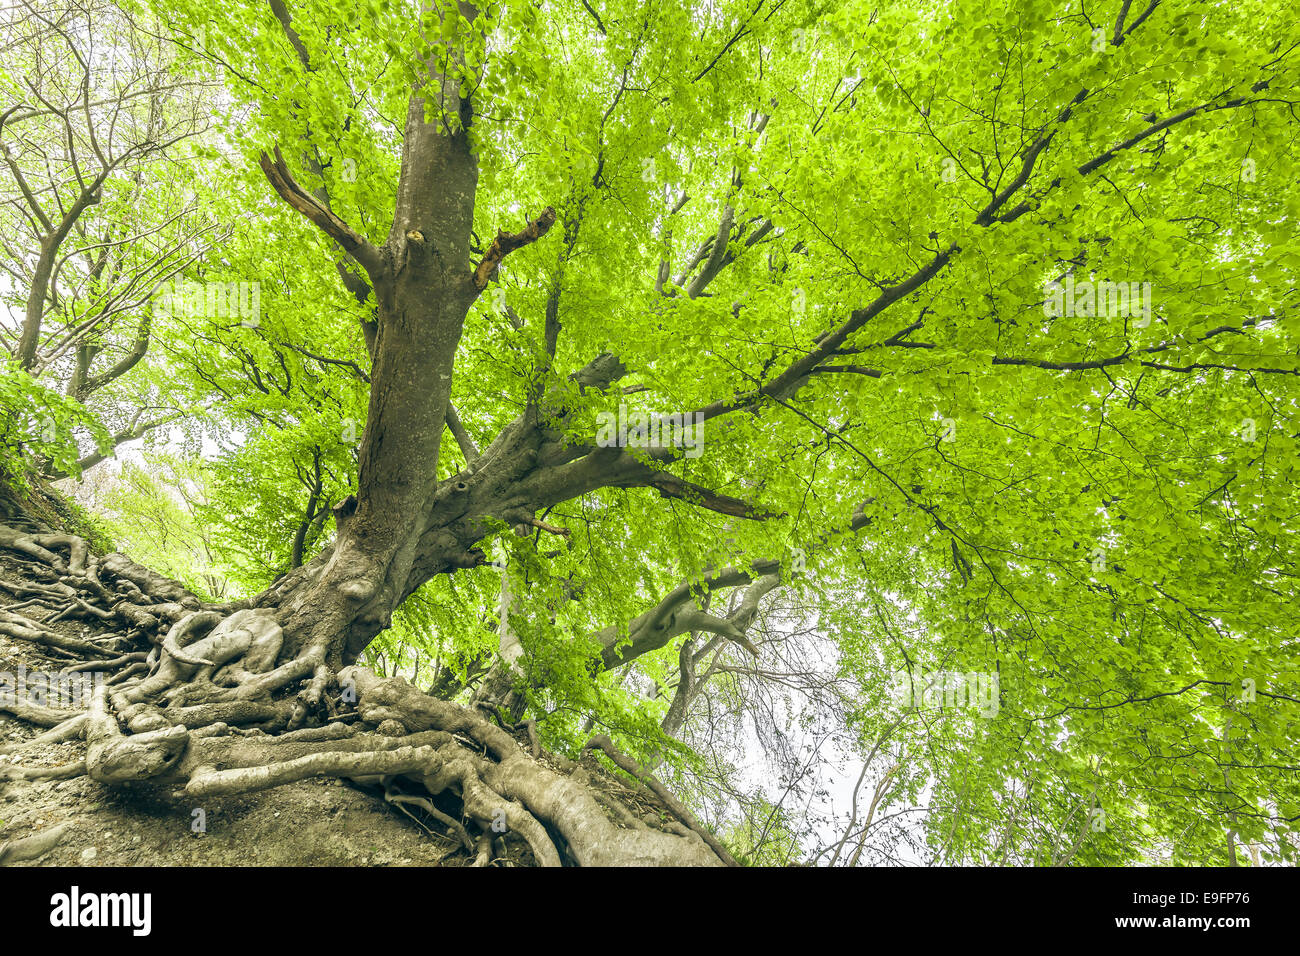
[0,0,223,478]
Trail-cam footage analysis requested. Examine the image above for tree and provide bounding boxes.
[0,0,221,478]
[1,0,1297,866]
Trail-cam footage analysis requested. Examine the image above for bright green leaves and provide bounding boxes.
[0,363,112,485]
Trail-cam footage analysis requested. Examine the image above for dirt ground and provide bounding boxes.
[0,746,465,866]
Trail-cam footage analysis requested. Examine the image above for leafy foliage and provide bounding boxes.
[3,0,1298,865]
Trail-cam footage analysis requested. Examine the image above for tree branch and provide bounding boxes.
[259,146,381,275]
[472,206,557,290]
[639,470,784,520]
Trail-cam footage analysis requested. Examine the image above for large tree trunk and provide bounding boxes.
[250,1,768,684]
[254,1,530,683]
[268,44,483,671]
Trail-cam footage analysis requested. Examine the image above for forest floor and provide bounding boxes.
[0,546,490,866]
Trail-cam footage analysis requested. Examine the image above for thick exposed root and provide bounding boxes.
[583,734,739,866]
[85,687,189,782]
[0,713,86,754]
[0,609,123,658]
[0,695,81,727]
[186,744,443,796]
[0,821,71,865]
[0,760,86,783]
[341,668,726,865]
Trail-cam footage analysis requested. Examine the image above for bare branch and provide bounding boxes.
[471,206,557,290]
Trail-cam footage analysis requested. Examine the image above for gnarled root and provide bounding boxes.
[0,821,71,865]
[583,734,739,866]
[340,668,727,866]
[86,687,188,783]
